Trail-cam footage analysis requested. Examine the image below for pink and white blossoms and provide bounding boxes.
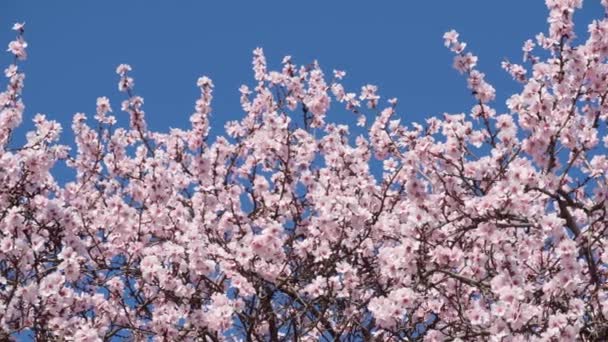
[3,1,608,340]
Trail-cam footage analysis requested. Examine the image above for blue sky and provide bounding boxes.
[1,1,605,149]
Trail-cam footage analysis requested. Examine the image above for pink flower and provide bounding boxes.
[204,293,235,333]
[95,96,112,122]
[197,75,214,88]
[12,22,25,32]
[360,84,380,108]
[333,69,346,79]
[115,63,132,75]
[453,52,477,74]
[4,64,18,77]
[73,324,102,342]
[252,47,267,81]
[7,38,27,60]
[443,29,459,47]
[118,76,134,91]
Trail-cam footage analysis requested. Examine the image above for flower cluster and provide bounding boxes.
[2,1,608,340]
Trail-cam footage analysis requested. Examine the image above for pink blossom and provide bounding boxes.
[7,38,27,60]
[443,29,459,47]
[115,63,132,75]
[12,22,25,32]
[453,52,478,74]
[0,5,607,340]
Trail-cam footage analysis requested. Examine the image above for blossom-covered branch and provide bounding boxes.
[2,1,608,340]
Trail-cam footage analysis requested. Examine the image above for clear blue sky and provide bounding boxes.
[0,1,604,152]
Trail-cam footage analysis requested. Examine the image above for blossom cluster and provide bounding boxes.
[2,1,608,340]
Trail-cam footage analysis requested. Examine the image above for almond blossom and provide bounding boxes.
[2,1,608,341]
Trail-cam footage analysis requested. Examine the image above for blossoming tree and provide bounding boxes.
[3,0,608,340]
